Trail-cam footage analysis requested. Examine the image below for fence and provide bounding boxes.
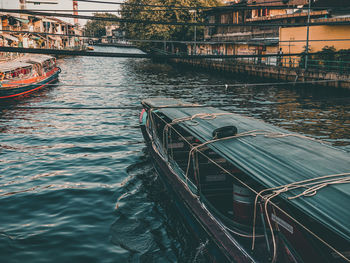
[204,56,350,73]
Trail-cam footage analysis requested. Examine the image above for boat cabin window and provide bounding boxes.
[2,67,32,80]
[150,111,261,223]
[43,58,56,72]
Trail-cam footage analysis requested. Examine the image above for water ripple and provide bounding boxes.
[0,46,349,262]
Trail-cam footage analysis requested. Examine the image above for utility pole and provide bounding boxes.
[190,10,197,55]
[19,0,26,10]
[305,0,312,70]
[73,0,79,26]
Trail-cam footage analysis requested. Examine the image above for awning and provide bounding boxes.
[2,33,18,42]
[34,34,47,40]
[47,35,60,41]
[14,17,29,24]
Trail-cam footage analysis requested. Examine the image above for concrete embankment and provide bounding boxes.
[170,58,350,89]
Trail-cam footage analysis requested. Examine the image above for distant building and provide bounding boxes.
[0,12,84,61]
[101,24,125,44]
[192,0,350,66]
[278,0,350,66]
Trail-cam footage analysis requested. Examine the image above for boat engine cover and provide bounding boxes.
[212,126,238,139]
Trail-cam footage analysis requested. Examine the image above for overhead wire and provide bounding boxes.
[2,29,350,45]
[1,9,193,12]
[1,9,350,27]
[5,46,346,58]
[73,0,350,11]
[1,88,349,111]
[22,79,342,88]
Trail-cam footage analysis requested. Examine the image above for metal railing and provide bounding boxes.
[197,54,350,73]
[229,57,350,72]
[128,47,350,73]
[306,59,350,72]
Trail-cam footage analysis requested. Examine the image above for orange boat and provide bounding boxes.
[0,55,61,99]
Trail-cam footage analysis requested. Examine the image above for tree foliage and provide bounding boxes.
[299,46,350,71]
[84,13,119,38]
[120,0,222,50]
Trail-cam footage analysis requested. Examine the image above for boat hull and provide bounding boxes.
[0,67,61,99]
[141,124,255,263]
[139,98,350,263]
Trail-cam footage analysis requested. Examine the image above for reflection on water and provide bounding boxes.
[0,46,349,262]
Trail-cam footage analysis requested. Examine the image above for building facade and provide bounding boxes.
[0,12,84,61]
[192,0,349,67]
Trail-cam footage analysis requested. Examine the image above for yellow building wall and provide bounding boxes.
[280,25,350,67]
[280,25,350,54]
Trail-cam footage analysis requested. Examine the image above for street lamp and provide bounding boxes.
[189,10,197,55]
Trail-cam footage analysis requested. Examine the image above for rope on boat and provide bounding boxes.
[163,112,233,152]
[161,112,233,186]
[252,172,350,263]
[154,103,201,109]
[149,109,350,263]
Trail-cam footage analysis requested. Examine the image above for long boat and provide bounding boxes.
[0,55,61,99]
[139,98,350,263]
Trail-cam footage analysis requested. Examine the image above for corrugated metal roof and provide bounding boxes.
[1,33,19,42]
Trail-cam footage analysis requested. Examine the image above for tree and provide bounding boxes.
[84,13,119,38]
[120,0,222,51]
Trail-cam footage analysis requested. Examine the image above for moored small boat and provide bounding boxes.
[140,98,350,262]
[0,55,61,99]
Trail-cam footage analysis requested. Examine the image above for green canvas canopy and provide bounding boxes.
[142,98,350,243]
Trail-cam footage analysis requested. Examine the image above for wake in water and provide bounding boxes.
[110,149,212,262]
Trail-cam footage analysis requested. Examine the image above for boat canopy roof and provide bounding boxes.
[142,98,350,242]
[18,55,54,64]
[0,61,32,72]
[0,55,54,73]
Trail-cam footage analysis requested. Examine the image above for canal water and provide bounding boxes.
[0,46,349,262]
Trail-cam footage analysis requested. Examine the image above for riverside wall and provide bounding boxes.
[170,58,350,89]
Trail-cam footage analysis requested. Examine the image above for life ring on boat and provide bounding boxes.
[0,72,4,82]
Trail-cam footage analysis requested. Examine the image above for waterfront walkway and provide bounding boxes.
[170,58,350,89]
